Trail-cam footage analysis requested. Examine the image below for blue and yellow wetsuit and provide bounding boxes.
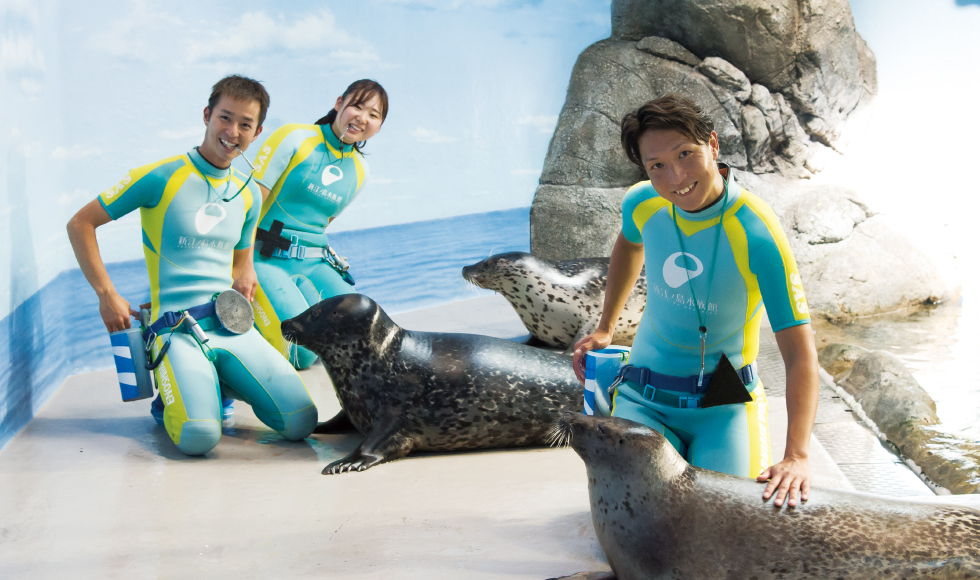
[99,148,318,455]
[249,123,369,369]
[613,166,810,478]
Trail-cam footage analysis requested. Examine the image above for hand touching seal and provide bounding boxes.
[758,455,811,508]
[572,330,613,384]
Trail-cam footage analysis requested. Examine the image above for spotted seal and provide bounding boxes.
[462,252,646,351]
[550,412,980,580]
[281,294,584,474]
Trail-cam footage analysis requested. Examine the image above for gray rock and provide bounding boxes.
[539,39,745,190]
[838,350,939,435]
[740,104,771,171]
[611,0,876,149]
[818,342,869,381]
[636,36,700,66]
[750,84,783,136]
[697,57,752,102]
[530,185,628,261]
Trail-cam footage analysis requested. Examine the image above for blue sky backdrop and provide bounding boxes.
[2,0,980,319]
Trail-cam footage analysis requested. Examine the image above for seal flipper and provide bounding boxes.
[312,410,356,434]
[321,416,415,475]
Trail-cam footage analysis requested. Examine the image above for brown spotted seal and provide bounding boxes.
[550,412,980,580]
[462,252,646,352]
[281,294,584,474]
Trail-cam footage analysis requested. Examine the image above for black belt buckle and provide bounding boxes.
[701,354,753,408]
[255,219,292,258]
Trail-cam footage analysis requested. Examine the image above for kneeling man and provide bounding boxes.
[67,75,317,456]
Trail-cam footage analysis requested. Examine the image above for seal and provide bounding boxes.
[281,293,584,474]
[550,412,980,580]
[462,252,646,351]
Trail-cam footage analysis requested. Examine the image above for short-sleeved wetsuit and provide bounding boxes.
[249,123,369,369]
[99,148,317,455]
[612,165,810,478]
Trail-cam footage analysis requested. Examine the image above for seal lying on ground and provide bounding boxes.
[549,412,980,580]
[462,252,646,351]
[281,294,584,474]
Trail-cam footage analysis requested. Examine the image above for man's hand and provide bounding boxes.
[232,266,258,302]
[99,290,139,332]
[757,455,811,508]
[572,330,613,384]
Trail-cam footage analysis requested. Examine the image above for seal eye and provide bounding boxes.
[596,425,606,435]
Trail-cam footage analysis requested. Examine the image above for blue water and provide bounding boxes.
[0,207,530,450]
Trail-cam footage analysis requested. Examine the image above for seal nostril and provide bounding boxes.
[619,438,624,444]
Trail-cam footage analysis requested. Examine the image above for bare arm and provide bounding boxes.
[572,232,645,383]
[757,322,819,507]
[66,199,138,332]
[231,246,258,301]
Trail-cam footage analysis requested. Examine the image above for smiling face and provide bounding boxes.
[198,95,263,169]
[331,92,384,144]
[638,128,725,213]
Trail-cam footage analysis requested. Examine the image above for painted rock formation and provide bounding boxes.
[530,0,946,319]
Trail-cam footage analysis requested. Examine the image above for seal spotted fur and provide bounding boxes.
[462,252,646,351]
[281,294,584,474]
[551,412,980,580]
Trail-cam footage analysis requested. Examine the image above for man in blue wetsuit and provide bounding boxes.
[67,76,317,456]
[573,95,819,508]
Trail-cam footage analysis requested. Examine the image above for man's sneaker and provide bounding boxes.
[221,397,235,421]
[151,394,165,426]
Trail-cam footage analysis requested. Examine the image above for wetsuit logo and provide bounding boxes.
[253,145,272,174]
[790,273,809,315]
[663,252,704,289]
[322,166,343,186]
[195,203,227,235]
[104,175,132,200]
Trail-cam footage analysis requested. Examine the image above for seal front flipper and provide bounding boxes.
[312,410,356,434]
[321,416,415,475]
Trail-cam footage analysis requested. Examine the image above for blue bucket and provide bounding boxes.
[584,347,630,416]
[109,328,154,402]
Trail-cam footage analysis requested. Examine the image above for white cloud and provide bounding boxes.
[413,128,457,144]
[19,77,40,94]
[509,168,540,176]
[52,145,102,160]
[375,0,532,9]
[187,10,376,63]
[0,0,39,25]
[0,34,45,73]
[159,127,204,140]
[518,114,558,133]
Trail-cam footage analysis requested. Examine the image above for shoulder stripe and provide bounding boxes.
[252,124,319,182]
[631,197,670,236]
[258,134,323,225]
[99,154,185,208]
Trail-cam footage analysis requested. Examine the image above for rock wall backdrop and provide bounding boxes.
[530,0,945,320]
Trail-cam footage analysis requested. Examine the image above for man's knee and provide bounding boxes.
[282,404,317,441]
[171,420,222,456]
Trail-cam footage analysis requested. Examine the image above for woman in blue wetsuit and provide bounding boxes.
[250,80,388,369]
[572,95,819,509]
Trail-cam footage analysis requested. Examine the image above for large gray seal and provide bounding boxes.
[281,294,584,474]
[462,252,646,351]
[550,412,980,580]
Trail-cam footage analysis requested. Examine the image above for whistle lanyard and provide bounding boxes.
[670,180,729,387]
[188,148,254,203]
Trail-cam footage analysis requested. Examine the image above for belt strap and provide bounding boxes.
[142,301,216,343]
[619,362,756,409]
[270,235,328,260]
[620,362,755,395]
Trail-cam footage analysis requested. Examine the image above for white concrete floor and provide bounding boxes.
[0,295,925,579]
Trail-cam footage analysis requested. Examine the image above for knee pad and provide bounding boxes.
[282,404,318,441]
[173,420,222,456]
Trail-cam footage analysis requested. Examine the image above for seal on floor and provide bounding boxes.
[462,252,646,351]
[550,412,980,580]
[282,294,584,474]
